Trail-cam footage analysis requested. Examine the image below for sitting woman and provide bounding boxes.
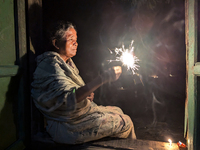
[31,21,136,144]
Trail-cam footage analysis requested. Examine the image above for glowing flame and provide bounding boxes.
[168,139,172,146]
[108,40,139,74]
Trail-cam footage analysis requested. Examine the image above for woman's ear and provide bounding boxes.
[52,39,59,49]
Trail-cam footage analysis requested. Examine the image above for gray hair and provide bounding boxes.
[50,21,76,42]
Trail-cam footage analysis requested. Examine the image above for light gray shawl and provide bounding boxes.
[31,51,91,122]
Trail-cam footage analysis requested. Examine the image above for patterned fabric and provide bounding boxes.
[31,51,135,144]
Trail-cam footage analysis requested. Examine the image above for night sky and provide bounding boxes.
[41,0,186,142]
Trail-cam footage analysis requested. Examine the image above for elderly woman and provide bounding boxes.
[31,21,136,144]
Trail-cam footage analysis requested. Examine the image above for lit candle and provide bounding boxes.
[168,139,172,147]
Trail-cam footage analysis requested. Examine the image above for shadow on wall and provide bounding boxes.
[27,2,45,137]
[0,2,44,148]
[0,74,21,149]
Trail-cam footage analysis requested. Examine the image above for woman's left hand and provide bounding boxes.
[87,92,94,102]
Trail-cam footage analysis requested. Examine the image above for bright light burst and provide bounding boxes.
[108,40,139,74]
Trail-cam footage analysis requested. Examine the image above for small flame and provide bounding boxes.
[168,139,172,146]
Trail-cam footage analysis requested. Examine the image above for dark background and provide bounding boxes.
[42,0,186,143]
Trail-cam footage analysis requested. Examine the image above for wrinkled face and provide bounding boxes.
[60,28,78,60]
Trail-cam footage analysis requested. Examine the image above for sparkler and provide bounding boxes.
[108,40,139,75]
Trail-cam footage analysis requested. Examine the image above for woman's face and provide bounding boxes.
[59,28,78,61]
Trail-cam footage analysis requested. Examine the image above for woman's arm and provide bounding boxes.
[75,66,122,103]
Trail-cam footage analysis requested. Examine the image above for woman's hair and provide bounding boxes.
[46,21,76,51]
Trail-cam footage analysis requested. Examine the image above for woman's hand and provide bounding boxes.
[102,66,122,82]
[75,66,121,103]
[113,66,122,81]
[87,92,94,101]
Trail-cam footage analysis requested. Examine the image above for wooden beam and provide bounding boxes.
[0,65,19,77]
[92,139,179,150]
[185,0,198,149]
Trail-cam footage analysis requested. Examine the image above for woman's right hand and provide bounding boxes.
[102,66,122,82]
[76,66,122,103]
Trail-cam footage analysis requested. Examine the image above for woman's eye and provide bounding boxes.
[68,38,77,43]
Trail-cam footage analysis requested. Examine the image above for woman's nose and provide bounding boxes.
[74,41,78,46]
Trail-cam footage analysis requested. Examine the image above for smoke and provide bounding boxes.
[151,92,165,126]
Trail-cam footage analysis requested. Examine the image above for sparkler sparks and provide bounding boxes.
[108,40,139,74]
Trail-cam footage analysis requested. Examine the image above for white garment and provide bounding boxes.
[31,51,135,144]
